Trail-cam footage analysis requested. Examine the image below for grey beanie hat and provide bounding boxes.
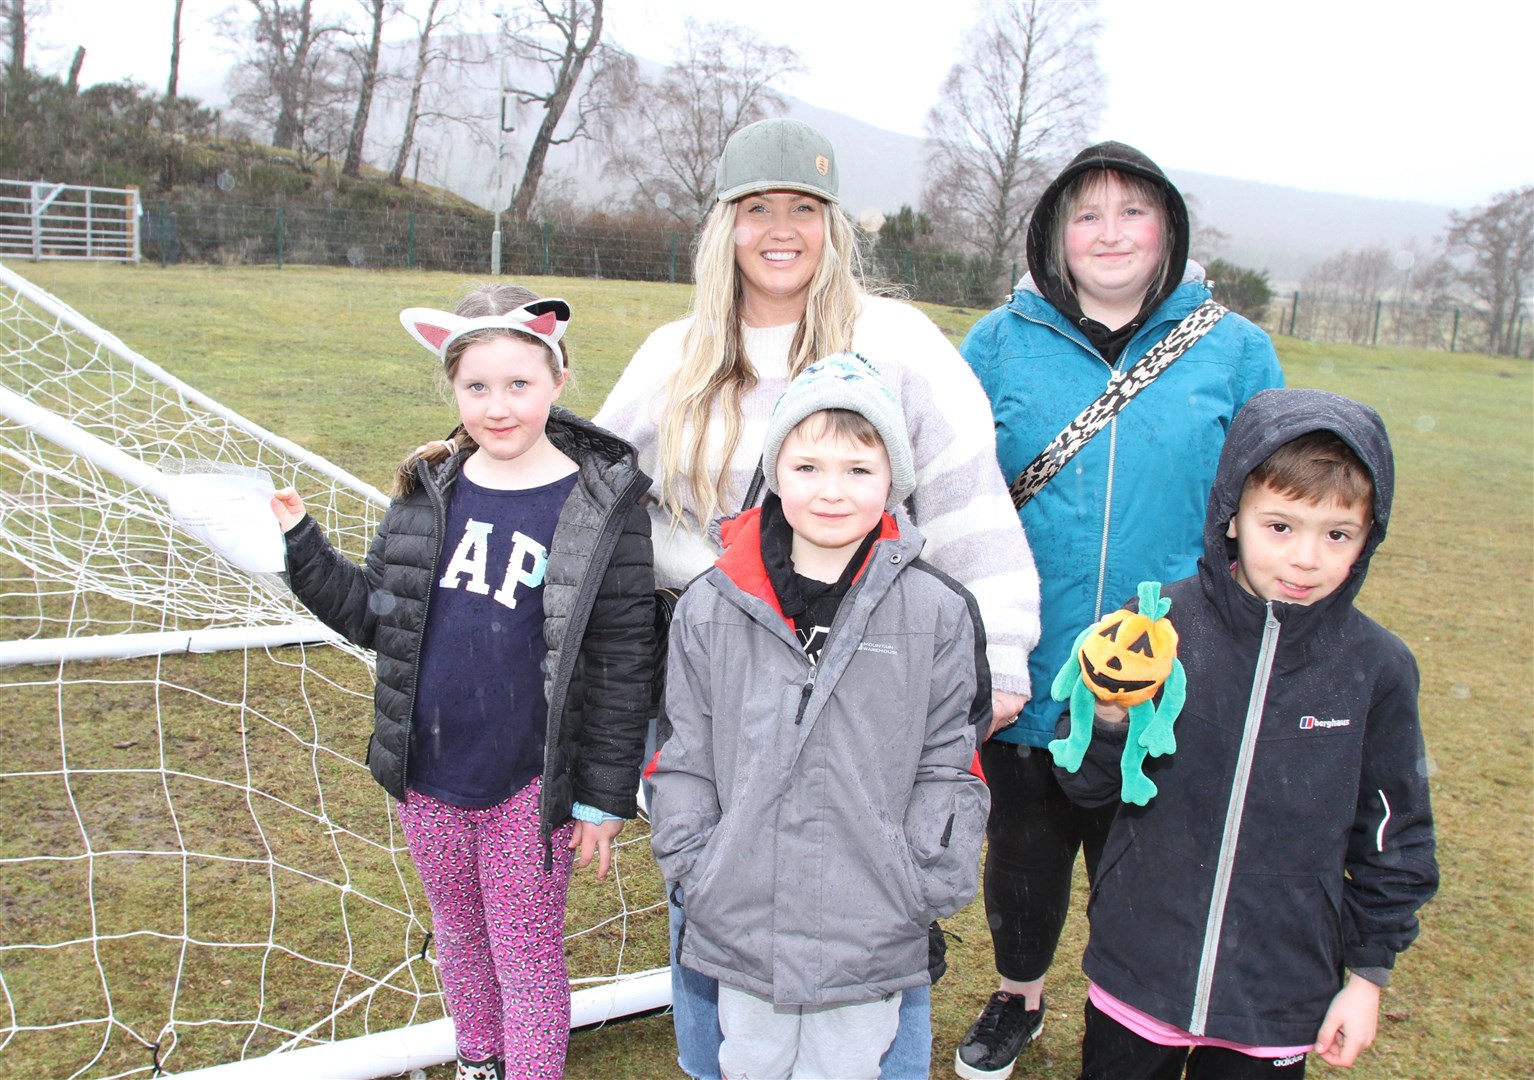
[716,118,839,203]
[762,352,915,510]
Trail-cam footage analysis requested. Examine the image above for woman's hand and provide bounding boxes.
[987,689,1029,740]
[570,818,625,880]
[270,487,307,533]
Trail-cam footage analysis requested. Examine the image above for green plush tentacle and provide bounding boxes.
[1048,678,1097,772]
[1139,659,1185,758]
[1051,623,1094,703]
[1120,699,1159,806]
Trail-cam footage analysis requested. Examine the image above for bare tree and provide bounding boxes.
[1442,185,1534,356]
[224,0,348,158]
[167,0,184,99]
[387,0,459,184]
[63,44,82,92]
[502,0,632,222]
[1183,191,1230,265]
[605,18,803,226]
[2,0,30,83]
[922,0,1100,286]
[1299,246,1393,344]
[341,0,388,178]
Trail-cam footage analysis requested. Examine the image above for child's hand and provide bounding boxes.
[271,488,307,533]
[570,818,624,880]
[1313,974,1381,1067]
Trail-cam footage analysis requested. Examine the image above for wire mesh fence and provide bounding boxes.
[133,199,1529,358]
[1258,290,1529,359]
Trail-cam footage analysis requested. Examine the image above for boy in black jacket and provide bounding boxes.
[1059,388,1437,1078]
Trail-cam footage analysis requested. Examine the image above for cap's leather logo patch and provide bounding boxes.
[815,155,830,176]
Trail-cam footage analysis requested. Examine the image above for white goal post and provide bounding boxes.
[0,262,668,1079]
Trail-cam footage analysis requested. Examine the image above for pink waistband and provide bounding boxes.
[1088,983,1312,1058]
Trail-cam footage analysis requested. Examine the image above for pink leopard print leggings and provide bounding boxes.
[397,779,575,1078]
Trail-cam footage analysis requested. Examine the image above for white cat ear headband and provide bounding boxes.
[398,298,571,364]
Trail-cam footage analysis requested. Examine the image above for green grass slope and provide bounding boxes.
[6,262,1530,1079]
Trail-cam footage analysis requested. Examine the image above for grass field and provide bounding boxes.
[4,262,1531,1079]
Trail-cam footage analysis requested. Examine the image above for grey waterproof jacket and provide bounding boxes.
[283,408,654,842]
[650,508,991,1007]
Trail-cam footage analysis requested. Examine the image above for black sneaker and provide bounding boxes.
[954,991,1045,1080]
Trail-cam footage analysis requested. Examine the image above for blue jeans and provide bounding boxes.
[667,891,933,1080]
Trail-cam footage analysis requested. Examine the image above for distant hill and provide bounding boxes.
[181,35,1456,287]
[1164,171,1452,286]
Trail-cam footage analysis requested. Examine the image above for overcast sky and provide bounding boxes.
[26,0,1531,210]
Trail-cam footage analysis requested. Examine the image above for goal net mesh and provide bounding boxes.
[0,264,666,1079]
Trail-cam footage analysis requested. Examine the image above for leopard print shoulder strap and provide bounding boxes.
[1009,300,1227,511]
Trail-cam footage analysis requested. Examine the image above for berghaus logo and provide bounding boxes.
[1299,715,1351,730]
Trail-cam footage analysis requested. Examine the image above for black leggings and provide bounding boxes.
[1080,999,1309,1079]
[981,739,1117,982]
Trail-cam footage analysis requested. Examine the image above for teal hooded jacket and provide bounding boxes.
[962,271,1283,748]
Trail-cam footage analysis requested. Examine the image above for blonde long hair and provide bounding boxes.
[657,199,867,527]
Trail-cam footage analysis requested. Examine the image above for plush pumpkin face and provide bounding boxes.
[1078,605,1179,707]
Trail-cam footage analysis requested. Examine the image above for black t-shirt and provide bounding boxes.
[408,470,577,807]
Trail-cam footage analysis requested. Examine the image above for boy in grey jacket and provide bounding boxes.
[650,353,992,1079]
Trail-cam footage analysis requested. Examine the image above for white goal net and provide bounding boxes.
[0,263,667,1079]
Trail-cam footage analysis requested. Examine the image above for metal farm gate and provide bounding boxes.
[0,179,141,262]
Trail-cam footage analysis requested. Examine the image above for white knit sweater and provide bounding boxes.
[594,293,1040,695]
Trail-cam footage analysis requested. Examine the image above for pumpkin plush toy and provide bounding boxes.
[1049,581,1186,806]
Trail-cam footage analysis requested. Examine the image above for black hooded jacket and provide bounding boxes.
[1058,389,1438,1048]
[282,408,654,845]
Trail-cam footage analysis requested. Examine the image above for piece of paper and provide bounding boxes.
[161,470,286,575]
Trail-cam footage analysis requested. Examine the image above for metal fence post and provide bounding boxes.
[1371,298,1382,346]
[668,232,677,284]
[1289,291,1300,338]
[126,185,141,263]
[542,223,551,276]
[276,205,285,269]
[1450,308,1459,352]
[159,201,167,268]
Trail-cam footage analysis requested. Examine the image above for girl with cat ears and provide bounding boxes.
[392,288,571,496]
[271,281,654,1079]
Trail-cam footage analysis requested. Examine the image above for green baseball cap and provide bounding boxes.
[715,118,839,204]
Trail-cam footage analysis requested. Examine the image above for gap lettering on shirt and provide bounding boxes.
[437,518,549,610]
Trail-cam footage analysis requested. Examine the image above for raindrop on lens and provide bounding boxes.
[654,192,671,211]
[1415,415,1436,433]
[217,170,235,192]
[347,246,365,268]
[1449,684,1471,699]
[1318,357,1336,374]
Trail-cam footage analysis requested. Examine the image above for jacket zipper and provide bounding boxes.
[1014,306,1125,622]
[1190,602,1281,1034]
[539,469,650,856]
[400,460,450,801]
[794,667,816,725]
[1093,404,1119,620]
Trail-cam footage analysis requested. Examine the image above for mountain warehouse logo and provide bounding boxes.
[1299,715,1351,730]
